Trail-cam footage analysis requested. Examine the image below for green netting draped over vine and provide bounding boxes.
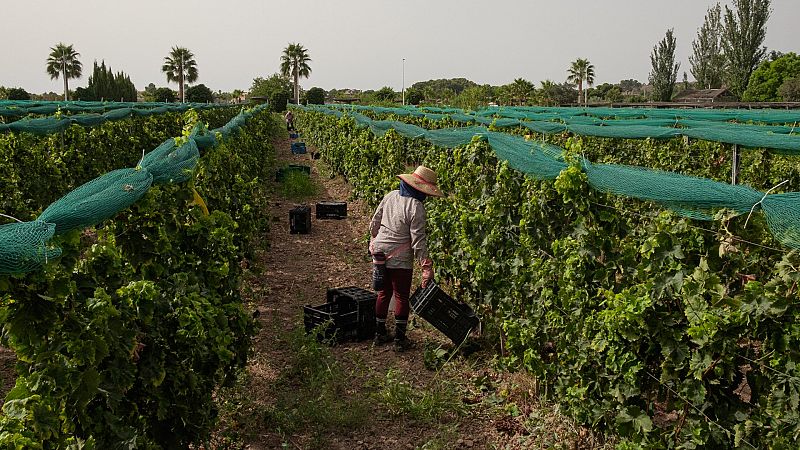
[0,221,62,274]
[140,138,201,184]
[760,193,800,248]
[487,132,569,179]
[0,100,229,118]
[319,103,800,154]
[0,103,235,135]
[476,105,800,124]
[298,104,800,250]
[583,162,763,219]
[39,168,154,234]
[0,104,269,274]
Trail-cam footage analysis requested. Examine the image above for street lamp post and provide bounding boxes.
[402,58,405,106]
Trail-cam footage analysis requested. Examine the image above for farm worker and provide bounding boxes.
[284,109,295,131]
[369,165,444,352]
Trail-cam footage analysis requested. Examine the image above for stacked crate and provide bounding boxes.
[304,287,377,343]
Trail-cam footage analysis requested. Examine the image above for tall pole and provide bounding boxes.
[63,58,68,101]
[732,144,740,185]
[181,56,185,103]
[402,58,405,106]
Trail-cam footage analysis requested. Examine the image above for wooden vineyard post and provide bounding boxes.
[731,144,740,185]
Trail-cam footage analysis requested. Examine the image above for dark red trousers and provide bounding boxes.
[376,268,412,319]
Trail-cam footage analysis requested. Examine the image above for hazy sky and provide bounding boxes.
[3,0,798,94]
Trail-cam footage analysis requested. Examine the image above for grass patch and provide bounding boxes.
[280,170,318,200]
[416,424,461,449]
[377,368,466,423]
[213,325,370,449]
[262,328,370,446]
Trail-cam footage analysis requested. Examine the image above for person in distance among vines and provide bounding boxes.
[284,109,295,131]
[369,166,443,352]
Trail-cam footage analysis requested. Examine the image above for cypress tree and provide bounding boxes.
[690,3,725,89]
[649,29,681,102]
[83,60,137,101]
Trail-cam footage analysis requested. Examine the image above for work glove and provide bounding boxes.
[421,258,434,288]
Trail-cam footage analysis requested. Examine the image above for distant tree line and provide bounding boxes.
[1,42,243,103]
[651,0,782,102]
[322,78,645,110]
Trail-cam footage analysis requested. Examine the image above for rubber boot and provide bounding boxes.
[393,317,412,352]
[374,319,391,345]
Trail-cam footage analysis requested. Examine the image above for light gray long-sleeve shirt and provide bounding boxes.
[370,190,429,269]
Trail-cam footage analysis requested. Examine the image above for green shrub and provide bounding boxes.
[269,91,289,113]
[305,87,326,105]
[6,88,30,100]
[186,84,214,103]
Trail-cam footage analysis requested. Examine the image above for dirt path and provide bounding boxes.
[214,135,610,450]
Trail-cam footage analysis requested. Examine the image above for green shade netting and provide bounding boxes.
[39,168,154,234]
[0,117,74,134]
[140,138,200,184]
[449,113,479,123]
[0,221,62,274]
[566,124,682,140]
[299,104,800,249]
[485,132,568,179]
[420,107,462,114]
[71,114,107,127]
[520,121,568,134]
[0,104,269,274]
[351,113,373,127]
[682,127,800,154]
[0,100,229,118]
[673,119,796,134]
[761,193,800,248]
[194,134,218,150]
[0,103,236,135]
[104,108,136,120]
[600,118,679,127]
[423,126,487,148]
[479,106,800,124]
[422,113,447,121]
[583,161,764,220]
[326,103,800,154]
[368,120,427,139]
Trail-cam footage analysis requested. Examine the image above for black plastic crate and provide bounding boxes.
[316,201,347,220]
[410,281,479,345]
[291,142,307,154]
[326,287,376,340]
[275,164,311,182]
[290,205,311,234]
[303,302,359,342]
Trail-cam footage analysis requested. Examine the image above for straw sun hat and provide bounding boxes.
[397,165,444,197]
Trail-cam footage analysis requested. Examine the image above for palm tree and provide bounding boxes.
[539,80,556,106]
[280,43,312,105]
[46,43,83,101]
[510,78,536,105]
[162,47,198,103]
[567,58,595,106]
[231,89,244,103]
